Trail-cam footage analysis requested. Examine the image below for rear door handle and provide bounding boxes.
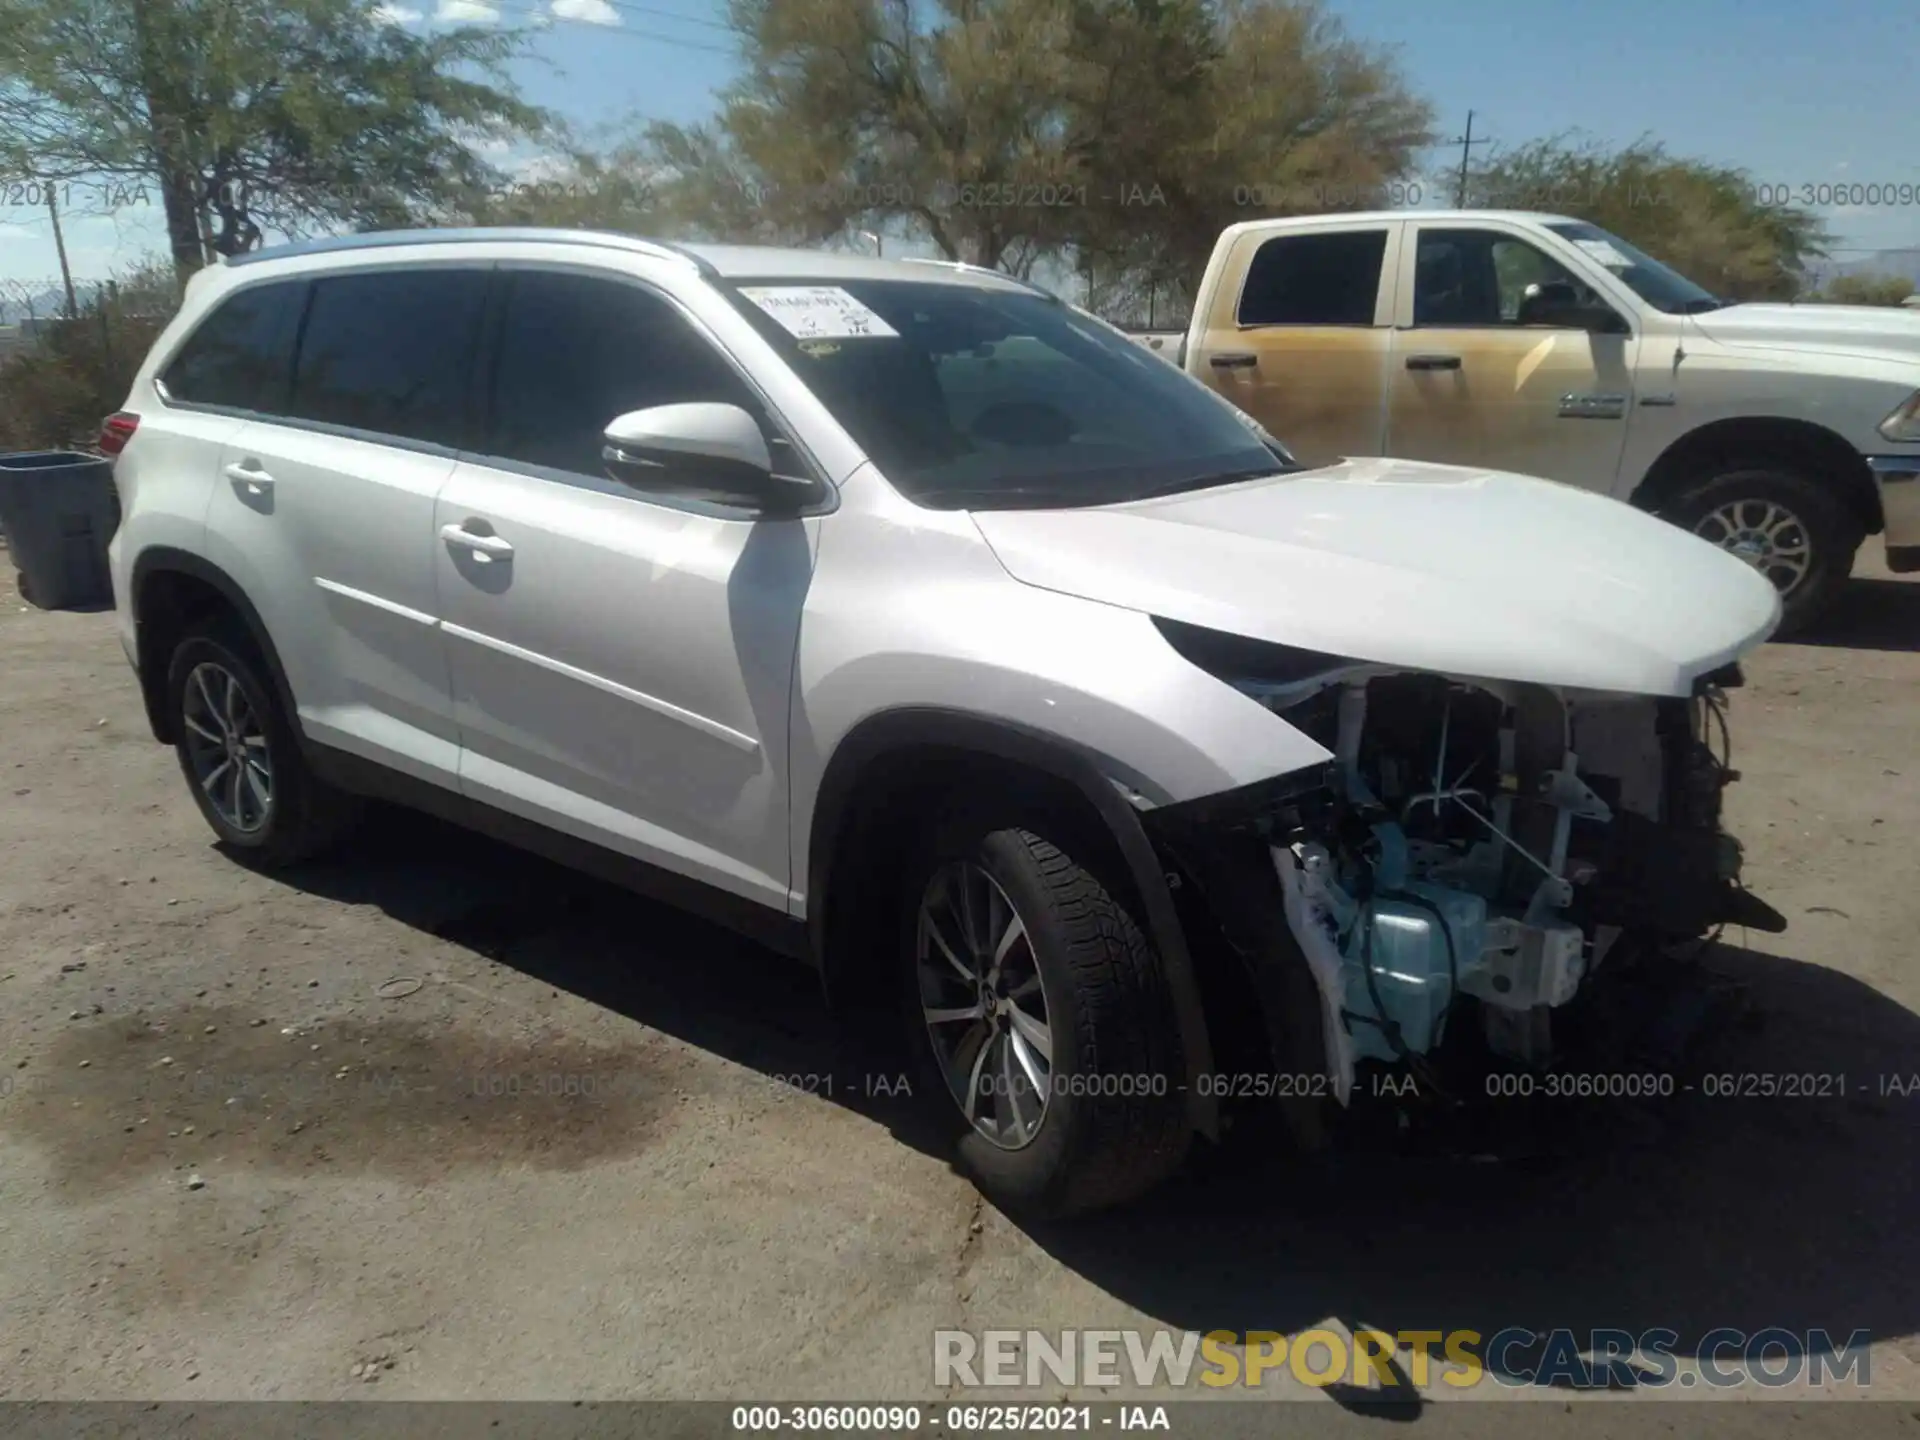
[1210,352,1259,370]
[440,523,514,562]
[222,460,274,493]
[1405,354,1462,371]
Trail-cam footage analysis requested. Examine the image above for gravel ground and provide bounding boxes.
[1,548,1917,1428]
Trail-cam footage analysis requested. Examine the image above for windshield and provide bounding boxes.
[724,278,1290,510]
[1544,221,1724,314]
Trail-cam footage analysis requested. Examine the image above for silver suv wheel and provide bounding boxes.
[915,859,1054,1150]
[180,660,274,834]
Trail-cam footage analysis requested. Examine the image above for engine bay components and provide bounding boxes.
[1241,667,1784,1090]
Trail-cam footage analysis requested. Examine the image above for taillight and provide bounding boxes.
[99,412,139,457]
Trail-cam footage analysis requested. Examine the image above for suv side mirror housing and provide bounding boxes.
[1521,280,1630,335]
[602,403,810,509]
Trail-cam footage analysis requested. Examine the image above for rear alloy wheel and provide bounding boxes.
[1662,467,1862,636]
[180,659,275,835]
[900,818,1190,1217]
[166,618,360,866]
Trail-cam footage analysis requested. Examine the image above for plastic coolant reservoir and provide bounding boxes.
[1342,884,1487,1063]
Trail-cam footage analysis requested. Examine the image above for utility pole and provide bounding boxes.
[1445,110,1493,208]
[46,179,78,319]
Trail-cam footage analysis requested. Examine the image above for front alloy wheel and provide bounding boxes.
[899,820,1190,1217]
[1692,498,1812,598]
[916,859,1055,1149]
[180,660,274,834]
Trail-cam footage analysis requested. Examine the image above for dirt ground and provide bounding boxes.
[1,546,1917,1427]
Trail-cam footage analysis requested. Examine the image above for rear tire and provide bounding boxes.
[165,617,360,867]
[1659,466,1860,636]
[899,811,1190,1218]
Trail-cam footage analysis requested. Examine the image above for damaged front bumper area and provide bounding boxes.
[1141,630,1785,1115]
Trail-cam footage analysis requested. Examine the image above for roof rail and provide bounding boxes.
[898,256,1060,301]
[225,227,717,276]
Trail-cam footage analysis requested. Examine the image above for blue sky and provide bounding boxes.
[3,0,1916,286]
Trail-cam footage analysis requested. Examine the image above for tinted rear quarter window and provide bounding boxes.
[286,269,488,447]
[1238,230,1389,326]
[160,282,304,411]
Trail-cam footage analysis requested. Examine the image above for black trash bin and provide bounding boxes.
[0,451,120,610]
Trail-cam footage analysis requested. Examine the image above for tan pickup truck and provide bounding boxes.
[1145,209,1920,632]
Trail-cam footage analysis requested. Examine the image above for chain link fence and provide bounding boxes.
[0,269,182,453]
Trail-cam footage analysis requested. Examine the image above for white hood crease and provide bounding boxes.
[971,457,1782,697]
[1689,302,1920,362]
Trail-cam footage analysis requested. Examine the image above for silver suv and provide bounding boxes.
[107,228,1784,1215]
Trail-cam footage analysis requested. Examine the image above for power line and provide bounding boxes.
[1442,110,1494,207]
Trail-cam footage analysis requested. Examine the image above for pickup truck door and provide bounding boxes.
[1190,221,1402,468]
[1383,223,1638,493]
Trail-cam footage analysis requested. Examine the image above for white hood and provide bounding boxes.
[1690,302,1920,361]
[970,458,1782,697]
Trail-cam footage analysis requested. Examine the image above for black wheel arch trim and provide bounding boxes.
[129,546,301,748]
[808,706,1220,1137]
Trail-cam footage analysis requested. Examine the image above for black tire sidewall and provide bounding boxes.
[896,814,1176,1216]
[1662,468,1860,632]
[165,626,312,861]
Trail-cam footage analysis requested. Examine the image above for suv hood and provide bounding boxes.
[970,458,1781,697]
[1689,302,1920,361]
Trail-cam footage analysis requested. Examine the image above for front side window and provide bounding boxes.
[726,278,1286,510]
[160,281,304,412]
[483,270,764,479]
[1413,229,1594,326]
[1238,230,1389,326]
[285,269,488,447]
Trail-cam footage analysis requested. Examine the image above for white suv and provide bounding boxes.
[107,228,1787,1215]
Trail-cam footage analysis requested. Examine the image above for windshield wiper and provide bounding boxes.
[1676,298,1725,314]
[1131,465,1286,501]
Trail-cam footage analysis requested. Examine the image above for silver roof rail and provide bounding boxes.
[224,227,717,276]
[898,256,1060,301]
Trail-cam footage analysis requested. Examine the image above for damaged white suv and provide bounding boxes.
[107,229,1785,1216]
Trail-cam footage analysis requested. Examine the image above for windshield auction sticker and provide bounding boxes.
[1572,238,1632,269]
[740,285,900,340]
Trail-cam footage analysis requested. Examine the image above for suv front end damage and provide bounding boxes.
[1142,622,1785,1113]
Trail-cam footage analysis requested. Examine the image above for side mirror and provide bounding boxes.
[602,403,807,509]
[1520,280,1629,335]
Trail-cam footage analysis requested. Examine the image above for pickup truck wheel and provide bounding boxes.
[166,618,361,867]
[1661,468,1861,636]
[900,816,1190,1217]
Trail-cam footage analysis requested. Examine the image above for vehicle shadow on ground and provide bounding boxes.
[1788,576,1920,654]
[267,808,1920,1406]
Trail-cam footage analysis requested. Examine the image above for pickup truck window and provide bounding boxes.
[727,278,1283,510]
[1413,229,1592,326]
[1543,221,1723,314]
[1238,230,1388,326]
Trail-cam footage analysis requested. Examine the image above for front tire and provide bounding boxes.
[901,815,1190,1217]
[165,618,360,867]
[1660,466,1861,636]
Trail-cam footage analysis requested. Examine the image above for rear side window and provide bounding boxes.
[1238,230,1389,326]
[160,282,303,412]
[484,269,762,478]
[286,269,488,448]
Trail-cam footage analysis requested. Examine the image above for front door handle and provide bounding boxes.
[1405,354,1462,371]
[1210,352,1259,370]
[440,523,514,562]
[222,460,274,494]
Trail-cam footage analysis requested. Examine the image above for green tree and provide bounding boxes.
[1460,135,1830,301]
[0,0,549,277]
[639,0,1431,292]
[1809,272,1917,307]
